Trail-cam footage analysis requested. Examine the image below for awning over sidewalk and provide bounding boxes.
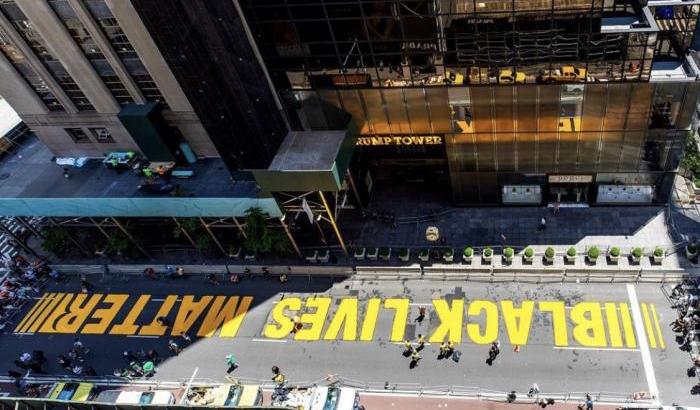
[252,123,357,193]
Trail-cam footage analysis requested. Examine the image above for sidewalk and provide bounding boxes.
[357,392,625,410]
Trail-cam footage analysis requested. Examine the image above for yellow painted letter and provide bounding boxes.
[172,296,213,335]
[47,294,101,333]
[111,295,150,335]
[264,297,301,339]
[501,300,535,345]
[570,302,607,347]
[384,299,410,342]
[539,301,568,346]
[197,296,252,338]
[82,294,128,334]
[429,299,464,343]
[359,298,381,341]
[139,295,178,336]
[323,298,358,341]
[295,297,332,341]
[466,300,498,344]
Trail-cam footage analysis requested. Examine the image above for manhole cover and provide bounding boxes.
[0,173,9,180]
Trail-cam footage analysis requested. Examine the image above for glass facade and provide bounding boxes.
[0,0,94,111]
[239,0,700,205]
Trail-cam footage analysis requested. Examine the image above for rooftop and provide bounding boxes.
[0,135,281,217]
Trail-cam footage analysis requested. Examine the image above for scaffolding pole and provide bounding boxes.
[318,191,348,256]
[111,217,150,258]
[172,218,198,249]
[232,217,247,239]
[48,218,91,257]
[199,217,227,256]
[279,214,302,258]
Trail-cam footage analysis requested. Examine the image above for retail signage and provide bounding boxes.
[357,135,443,146]
[548,175,593,183]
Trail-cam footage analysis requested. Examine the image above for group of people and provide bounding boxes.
[668,280,700,388]
[1,255,55,329]
[56,338,96,376]
[143,265,290,284]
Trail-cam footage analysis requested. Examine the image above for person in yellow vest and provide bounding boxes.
[403,339,413,355]
[410,350,421,367]
[143,167,153,178]
[447,340,456,354]
[417,334,425,351]
[439,341,448,357]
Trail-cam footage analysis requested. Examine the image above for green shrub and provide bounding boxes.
[587,246,600,259]
[463,247,474,257]
[567,247,576,257]
[504,247,514,258]
[682,133,700,177]
[654,247,664,257]
[609,246,620,257]
[419,248,429,257]
[632,247,643,258]
[525,247,535,258]
[379,247,390,257]
[483,247,493,257]
[544,247,554,258]
[443,248,453,257]
[399,248,409,258]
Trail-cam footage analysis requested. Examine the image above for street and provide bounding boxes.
[0,272,693,405]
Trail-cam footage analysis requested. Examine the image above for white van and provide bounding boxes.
[95,390,176,405]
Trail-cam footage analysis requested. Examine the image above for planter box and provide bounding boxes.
[418,251,430,262]
[503,255,513,264]
[463,254,473,263]
[630,255,642,264]
[443,250,454,262]
[608,254,620,264]
[565,254,576,263]
[317,249,330,263]
[524,255,534,263]
[399,249,410,262]
[483,254,493,263]
[587,255,598,264]
[653,255,665,264]
[304,250,318,263]
[353,247,366,261]
[379,248,392,261]
[367,248,379,261]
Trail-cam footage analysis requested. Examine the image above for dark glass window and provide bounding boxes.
[65,127,90,143]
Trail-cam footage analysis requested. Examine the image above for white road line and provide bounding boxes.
[391,342,432,346]
[553,346,640,352]
[151,298,182,302]
[409,303,429,306]
[251,338,287,343]
[126,335,160,339]
[626,283,659,400]
[180,367,199,404]
[12,332,35,336]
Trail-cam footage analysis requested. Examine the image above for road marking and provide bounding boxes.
[126,335,159,338]
[618,303,637,348]
[11,332,35,336]
[641,303,657,349]
[14,294,46,332]
[650,304,665,350]
[626,284,659,400]
[391,342,432,346]
[553,346,640,352]
[252,338,287,343]
[180,367,199,404]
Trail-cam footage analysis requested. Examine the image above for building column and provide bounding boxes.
[0,12,77,113]
[16,0,120,113]
[0,53,48,115]
[105,0,194,113]
[66,0,145,104]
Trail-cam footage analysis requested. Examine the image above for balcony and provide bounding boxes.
[600,8,658,33]
[649,55,700,82]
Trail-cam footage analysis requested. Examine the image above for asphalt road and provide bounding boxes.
[0,273,693,405]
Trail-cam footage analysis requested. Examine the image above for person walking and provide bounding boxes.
[585,393,593,410]
[225,354,238,373]
[403,339,413,356]
[439,341,448,358]
[553,201,560,215]
[539,217,547,231]
[410,350,421,368]
[80,276,93,293]
[167,339,181,355]
[417,334,425,351]
[415,306,426,323]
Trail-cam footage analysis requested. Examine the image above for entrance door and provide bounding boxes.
[549,183,589,203]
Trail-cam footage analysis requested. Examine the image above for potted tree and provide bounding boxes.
[354,247,366,261]
[503,247,514,264]
[379,247,391,261]
[653,247,665,263]
[544,247,555,263]
[463,247,474,263]
[418,248,429,262]
[443,248,454,262]
[565,247,577,263]
[608,246,621,264]
[523,247,535,263]
[483,247,493,263]
[367,247,379,261]
[630,247,643,264]
[686,243,699,260]
[399,248,410,262]
[587,246,600,264]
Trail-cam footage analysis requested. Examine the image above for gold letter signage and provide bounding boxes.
[357,135,443,146]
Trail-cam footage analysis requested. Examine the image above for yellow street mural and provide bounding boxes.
[14,294,666,349]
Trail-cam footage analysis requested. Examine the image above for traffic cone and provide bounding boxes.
[514,345,520,353]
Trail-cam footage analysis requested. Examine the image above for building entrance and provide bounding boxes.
[549,183,589,203]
